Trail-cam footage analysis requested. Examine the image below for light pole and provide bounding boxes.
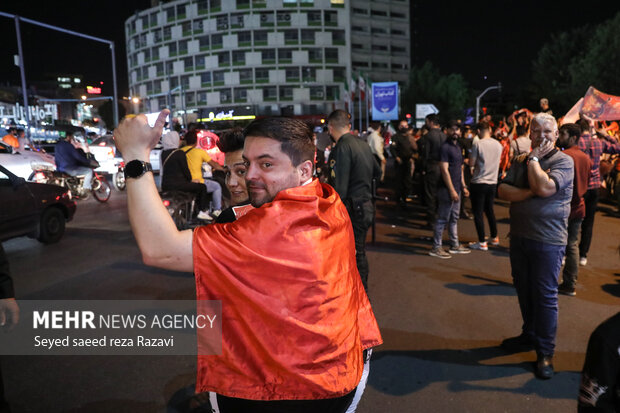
[476,82,502,123]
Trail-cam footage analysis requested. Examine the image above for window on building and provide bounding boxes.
[238,31,251,45]
[352,60,369,67]
[310,86,324,99]
[283,29,298,44]
[238,69,253,83]
[165,60,174,75]
[217,15,229,30]
[153,28,162,43]
[371,27,388,34]
[326,85,339,100]
[218,51,230,66]
[278,48,293,63]
[211,0,222,11]
[197,0,208,13]
[352,43,364,50]
[392,62,408,70]
[198,35,210,50]
[308,48,322,62]
[144,48,151,61]
[302,66,316,82]
[163,25,172,40]
[186,92,195,105]
[259,12,275,26]
[306,11,321,25]
[140,34,147,48]
[195,55,206,69]
[232,50,246,65]
[325,48,338,62]
[331,66,345,81]
[391,11,406,18]
[254,30,268,45]
[351,25,366,33]
[277,11,292,25]
[176,4,186,18]
[373,62,388,68]
[141,15,149,28]
[255,68,269,82]
[262,49,276,63]
[370,9,388,17]
[152,47,160,61]
[150,12,158,27]
[170,76,179,88]
[184,56,193,71]
[182,21,192,35]
[263,86,277,100]
[352,7,367,14]
[391,28,406,36]
[392,45,406,53]
[300,29,315,44]
[193,20,204,33]
[219,88,232,102]
[168,42,177,56]
[234,88,247,101]
[324,10,337,25]
[280,86,294,100]
[201,72,211,86]
[213,70,225,84]
[231,13,244,28]
[285,67,299,81]
[212,34,223,48]
[197,92,207,104]
[179,40,188,54]
[155,62,164,76]
[164,7,175,21]
[372,44,388,51]
[181,75,190,89]
[330,29,345,44]
[237,0,250,8]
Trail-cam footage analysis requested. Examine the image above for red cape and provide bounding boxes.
[193,179,382,400]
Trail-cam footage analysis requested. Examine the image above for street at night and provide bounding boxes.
[2,178,619,412]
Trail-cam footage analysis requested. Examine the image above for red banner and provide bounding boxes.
[580,86,620,121]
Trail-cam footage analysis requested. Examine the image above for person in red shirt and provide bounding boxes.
[556,123,592,296]
[114,111,381,412]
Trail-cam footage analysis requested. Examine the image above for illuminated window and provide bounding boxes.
[73,78,81,83]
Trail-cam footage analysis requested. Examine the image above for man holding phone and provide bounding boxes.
[498,113,574,380]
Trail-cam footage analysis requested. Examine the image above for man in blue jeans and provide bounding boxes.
[498,113,574,380]
[429,120,471,259]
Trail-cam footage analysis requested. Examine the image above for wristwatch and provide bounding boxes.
[530,156,539,163]
[124,160,153,179]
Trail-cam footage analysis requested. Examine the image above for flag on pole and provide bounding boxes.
[343,82,350,109]
[350,73,357,100]
[358,72,366,101]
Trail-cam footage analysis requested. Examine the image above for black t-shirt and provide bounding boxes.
[161,148,192,191]
[579,312,620,412]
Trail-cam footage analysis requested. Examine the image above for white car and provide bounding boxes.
[89,135,161,174]
[0,141,56,179]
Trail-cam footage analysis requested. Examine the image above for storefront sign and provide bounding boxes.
[0,103,58,122]
[372,82,399,121]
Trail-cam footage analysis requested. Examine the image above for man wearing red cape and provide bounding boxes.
[114,112,382,412]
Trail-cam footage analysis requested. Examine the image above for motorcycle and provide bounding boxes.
[113,159,126,191]
[31,164,112,203]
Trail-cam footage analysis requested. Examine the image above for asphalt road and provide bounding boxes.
[2,181,619,413]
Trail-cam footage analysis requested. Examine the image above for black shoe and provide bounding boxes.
[535,354,554,380]
[461,211,473,220]
[558,283,576,296]
[501,334,535,353]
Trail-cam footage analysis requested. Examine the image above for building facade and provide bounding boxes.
[125,0,409,123]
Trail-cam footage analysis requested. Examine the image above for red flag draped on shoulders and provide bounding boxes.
[192,179,382,401]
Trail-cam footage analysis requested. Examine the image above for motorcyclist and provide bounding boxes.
[54,131,94,192]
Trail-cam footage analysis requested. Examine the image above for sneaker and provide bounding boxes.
[558,283,576,296]
[501,334,535,353]
[579,256,587,266]
[196,211,213,221]
[449,244,472,254]
[468,241,488,251]
[429,247,452,259]
[489,237,500,246]
[211,209,222,218]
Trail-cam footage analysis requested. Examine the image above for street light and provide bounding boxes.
[476,82,502,123]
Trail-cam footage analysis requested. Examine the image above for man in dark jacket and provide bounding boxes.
[327,110,381,292]
[391,120,415,208]
[54,132,94,190]
[422,114,447,227]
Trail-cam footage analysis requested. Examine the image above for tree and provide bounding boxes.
[402,61,471,123]
[529,11,620,115]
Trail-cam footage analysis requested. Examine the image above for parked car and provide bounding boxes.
[0,164,76,244]
[0,140,56,180]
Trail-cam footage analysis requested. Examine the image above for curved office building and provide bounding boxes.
[125,0,409,122]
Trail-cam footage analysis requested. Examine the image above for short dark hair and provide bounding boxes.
[243,117,315,167]
[476,122,490,132]
[216,127,245,153]
[447,119,459,129]
[577,118,590,133]
[426,113,440,126]
[326,110,351,129]
[559,123,581,141]
[184,129,198,146]
[370,121,382,131]
[516,125,528,137]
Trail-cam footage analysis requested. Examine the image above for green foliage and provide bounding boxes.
[530,11,620,115]
[402,61,471,122]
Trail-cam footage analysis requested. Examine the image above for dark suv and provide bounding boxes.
[0,164,76,244]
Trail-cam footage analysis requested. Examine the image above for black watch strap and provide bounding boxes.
[124,160,153,179]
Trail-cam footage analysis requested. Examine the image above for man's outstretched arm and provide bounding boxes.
[114,110,193,272]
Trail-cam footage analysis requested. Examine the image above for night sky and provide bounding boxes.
[0,0,618,102]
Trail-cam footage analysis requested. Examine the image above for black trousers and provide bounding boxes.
[424,163,441,225]
[213,389,356,413]
[470,183,498,242]
[394,159,412,202]
[164,182,210,212]
[579,188,599,258]
[346,199,374,292]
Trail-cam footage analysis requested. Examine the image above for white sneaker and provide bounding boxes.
[197,211,213,221]
[469,241,488,251]
[579,256,587,266]
[211,209,222,218]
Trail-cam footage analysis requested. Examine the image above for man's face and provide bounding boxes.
[449,125,461,140]
[530,119,558,148]
[243,136,303,208]
[557,130,571,149]
[399,121,408,131]
[224,149,249,206]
